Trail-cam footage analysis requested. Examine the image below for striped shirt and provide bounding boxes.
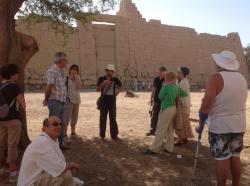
[46,64,67,103]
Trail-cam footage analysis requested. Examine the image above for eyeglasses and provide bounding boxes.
[50,122,61,127]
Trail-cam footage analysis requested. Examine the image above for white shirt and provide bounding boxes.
[207,71,248,134]
[17,132,66,186]
[46,64,67,103]
[66,77,81,104]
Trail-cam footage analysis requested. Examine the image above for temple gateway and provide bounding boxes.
[17,0,250,89]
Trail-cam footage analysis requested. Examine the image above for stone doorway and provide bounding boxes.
[93,23,116,77]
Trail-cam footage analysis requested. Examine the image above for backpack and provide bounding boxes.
[0,83,16,119]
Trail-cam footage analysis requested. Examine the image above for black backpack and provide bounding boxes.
[0,83,16,119]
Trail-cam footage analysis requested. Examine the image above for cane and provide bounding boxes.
[191,120,206,185]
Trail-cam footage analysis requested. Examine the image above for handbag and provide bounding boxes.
[96,81,113,110]
[173,88,185,131]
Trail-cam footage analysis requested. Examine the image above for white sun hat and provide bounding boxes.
[105,64,116,72]
[211,50,240,71]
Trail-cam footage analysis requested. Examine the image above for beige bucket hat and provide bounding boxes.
[105,64,116,72]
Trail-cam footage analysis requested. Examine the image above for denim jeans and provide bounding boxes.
[48,99,65,147]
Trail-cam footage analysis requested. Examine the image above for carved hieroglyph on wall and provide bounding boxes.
[16,0,250,89]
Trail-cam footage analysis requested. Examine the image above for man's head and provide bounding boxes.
[159,66,167,79]
[105,64,116,77]
[42,116,61,141]
[0,64,19,81]
[211,51,239,72]
[54,52,68,69]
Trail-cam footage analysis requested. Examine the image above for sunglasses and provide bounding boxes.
[50,122,61,127]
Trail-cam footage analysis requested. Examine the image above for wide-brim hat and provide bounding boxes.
[211,51,240,71]
[105,64,116,72]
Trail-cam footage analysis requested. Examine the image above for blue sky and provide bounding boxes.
[111,0,250,47]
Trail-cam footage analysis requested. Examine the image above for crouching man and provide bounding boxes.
[17,116,80,186]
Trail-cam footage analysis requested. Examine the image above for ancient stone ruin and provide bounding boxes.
[16,0,250,90]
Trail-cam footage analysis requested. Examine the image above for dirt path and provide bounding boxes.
[1,91,250,186]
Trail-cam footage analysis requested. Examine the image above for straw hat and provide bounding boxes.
[211,51,239,71]
[105,64,116,72]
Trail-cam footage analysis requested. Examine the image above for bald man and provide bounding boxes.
[18,116,80,186]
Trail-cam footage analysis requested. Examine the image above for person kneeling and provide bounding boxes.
[17,116,80,186]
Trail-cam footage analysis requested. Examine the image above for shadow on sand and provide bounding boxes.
[64,136,218,186]
[1,135,249,186]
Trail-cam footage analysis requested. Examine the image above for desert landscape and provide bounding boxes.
[1,91,250,186]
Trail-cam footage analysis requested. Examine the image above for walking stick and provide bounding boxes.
[191,121,206,185]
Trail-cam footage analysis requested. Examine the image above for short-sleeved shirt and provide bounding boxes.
[153,76,164,103]
[97,76,122,96]
[66,77,81,104]
[46,64,67,103]
[0,82,22,121]
[17,132,66,186]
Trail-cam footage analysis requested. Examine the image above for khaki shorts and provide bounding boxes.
[63,100,79,126]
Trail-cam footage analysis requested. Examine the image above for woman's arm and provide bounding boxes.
[75,77,83,89]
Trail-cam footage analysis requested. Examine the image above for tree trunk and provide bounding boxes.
[0,0,39,149]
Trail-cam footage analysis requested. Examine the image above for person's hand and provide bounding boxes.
[196,112,208,140]
[43,99,48,106]
[148,99,153,105]
[195,125,202,135]
[102,80,112,87]
[68,162,80,171]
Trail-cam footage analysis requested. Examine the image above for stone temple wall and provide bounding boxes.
[16,0,250,90]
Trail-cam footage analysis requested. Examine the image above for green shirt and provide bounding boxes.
[158,84,188,111]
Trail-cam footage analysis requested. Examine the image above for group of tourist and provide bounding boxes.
[0,50,248,186]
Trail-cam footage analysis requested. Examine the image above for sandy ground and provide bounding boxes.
[1,91,250,186]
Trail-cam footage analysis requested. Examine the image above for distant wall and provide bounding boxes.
[16,1,250,90]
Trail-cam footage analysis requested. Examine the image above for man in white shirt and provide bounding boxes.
[196,51,248,186]
[17,116,80,186]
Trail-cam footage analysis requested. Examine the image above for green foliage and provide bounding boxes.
[18,0,117,32]
[244,45,250,65]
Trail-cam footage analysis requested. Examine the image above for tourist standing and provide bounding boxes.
[43,52,68,150]
[175,66,194,145]
[146,66,167,136]
[63,64,83,137]
[96,64,122,140]
[0,64,26,183]
[145,72,187,154]
[196,51,248,186]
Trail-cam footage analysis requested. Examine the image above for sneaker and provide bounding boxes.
[0,168,9,177]
[111,137,121,141]
[163,149,173,154]
[144,149,157,155]
[9,171,18,183]
[73,177,84,186]
[146,132,155,136]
